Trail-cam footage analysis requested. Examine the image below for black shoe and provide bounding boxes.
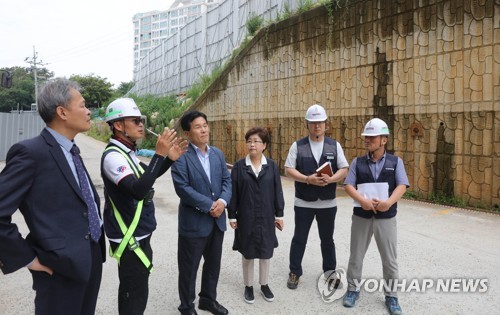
[180,309,198,315]
[244,286,254,304]
[287,272,299,289]
[198,300,228,315]
[260,284,274,302]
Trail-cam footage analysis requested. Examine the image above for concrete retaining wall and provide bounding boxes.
[188,0,499,209]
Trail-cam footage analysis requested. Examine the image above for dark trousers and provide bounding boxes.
[31,241,103,315]
[177,226,224,313]
[109,235,153,315]
[289,206,338,277]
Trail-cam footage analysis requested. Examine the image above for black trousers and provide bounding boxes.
[110,235,153,315]
[177,226,224,313]
[289,206,338,277]
[31,241,103,315]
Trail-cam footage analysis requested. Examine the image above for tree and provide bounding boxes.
[70,74,113,108]
[0,66,53,112]
[116,81,135,96]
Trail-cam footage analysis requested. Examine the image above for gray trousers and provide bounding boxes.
[346,215,399,297]
[242,257,270,287]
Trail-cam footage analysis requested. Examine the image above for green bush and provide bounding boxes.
[297,0,315,13]
[246,14,264,36]
[403,190,418,200]
[428,192,466,208]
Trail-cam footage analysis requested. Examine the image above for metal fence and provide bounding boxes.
[0,112,45,161]
[129,0,320,96]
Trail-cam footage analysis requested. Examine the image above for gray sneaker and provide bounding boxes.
[287,272,299,289]
[385,296,402,315]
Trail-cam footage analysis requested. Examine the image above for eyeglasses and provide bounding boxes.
[246,140,263,145]
[127,117,145,125]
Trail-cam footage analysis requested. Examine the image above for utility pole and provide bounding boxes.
[24,46,47,109]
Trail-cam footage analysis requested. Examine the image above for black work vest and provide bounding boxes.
[294,137,338,201]
[353,154,398,219]
[101,144,157,239]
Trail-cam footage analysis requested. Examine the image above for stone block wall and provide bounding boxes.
[189,0,499,208]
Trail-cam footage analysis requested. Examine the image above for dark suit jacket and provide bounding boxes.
[171,144,231,238]
[0,128,105,282]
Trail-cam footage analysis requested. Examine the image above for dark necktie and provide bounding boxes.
[70,144,102,242]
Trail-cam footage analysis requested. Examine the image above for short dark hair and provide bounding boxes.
[245,127,270,145]
[180,111,208,131]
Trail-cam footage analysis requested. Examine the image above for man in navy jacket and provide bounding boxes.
[172,111,231,315]
[0,79,105,315]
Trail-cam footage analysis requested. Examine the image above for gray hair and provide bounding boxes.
[38,78,82,123]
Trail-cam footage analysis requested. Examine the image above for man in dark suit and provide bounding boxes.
[0,78,105,315]
[171,111,232,315]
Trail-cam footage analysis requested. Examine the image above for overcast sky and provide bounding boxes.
[1,0,175,87]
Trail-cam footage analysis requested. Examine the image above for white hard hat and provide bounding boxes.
[305,104,328,122]
[105,98,142,123]
[361,118,390,136]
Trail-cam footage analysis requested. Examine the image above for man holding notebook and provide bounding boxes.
[284,104,349,289]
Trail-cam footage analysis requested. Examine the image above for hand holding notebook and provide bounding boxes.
[316,161,333,177]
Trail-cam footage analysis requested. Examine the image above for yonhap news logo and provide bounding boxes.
[317,270,489,303]
[317,268,348,303]
[352,278,489,293]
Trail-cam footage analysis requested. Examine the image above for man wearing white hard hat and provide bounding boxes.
[284,104,349,290]
[342,118,409,315]
[101,98,187,314]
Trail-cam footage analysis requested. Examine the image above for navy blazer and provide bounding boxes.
[171,144,232,238]
[0,128,105,282]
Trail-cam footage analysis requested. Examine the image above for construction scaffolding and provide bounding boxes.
[129,0,320,96]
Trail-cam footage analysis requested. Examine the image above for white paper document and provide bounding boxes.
[353,182,389,207]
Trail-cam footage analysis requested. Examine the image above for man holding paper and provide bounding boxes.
[284,104,348,290]
[342,118,409,315]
